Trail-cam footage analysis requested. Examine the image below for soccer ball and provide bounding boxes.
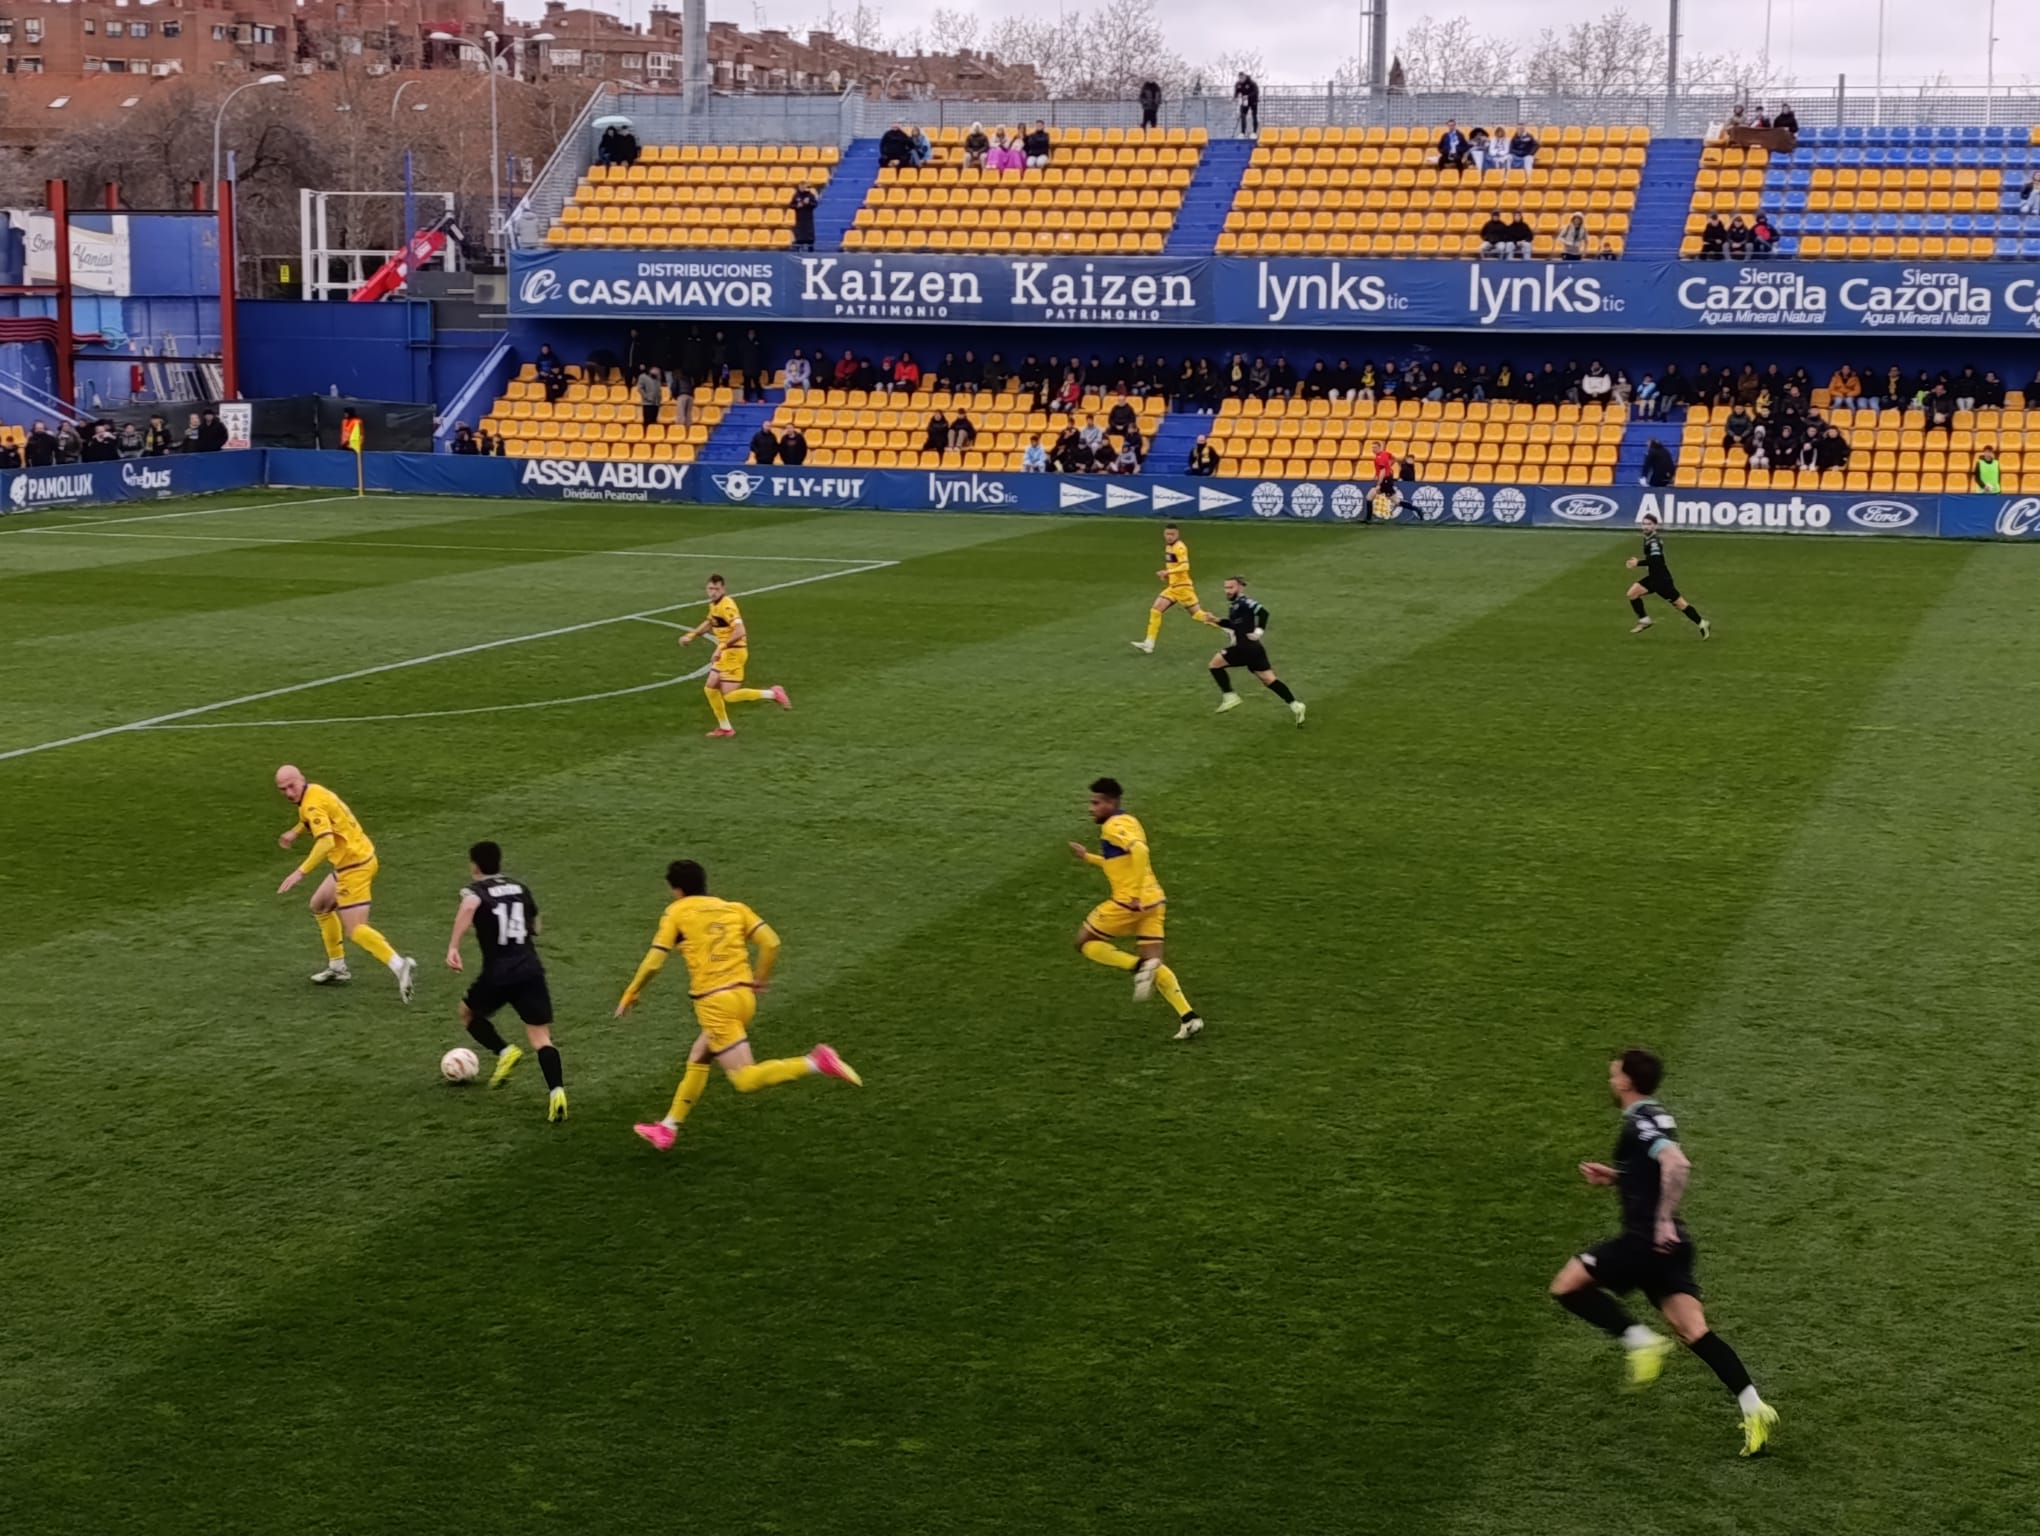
[441,1047,480,1083]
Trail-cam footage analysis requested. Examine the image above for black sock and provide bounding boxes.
[1688,1330,1754,1397]
[466,1016,510,1054]
[1630,596,1648,618]
[1210,666,1233,694]
[1682,604,1705,624]
[1554,1286,1632,1338]
[1265,677,1296,704]
[538,1045,565,1091]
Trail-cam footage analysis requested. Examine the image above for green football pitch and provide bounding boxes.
[4,490,2036,1535]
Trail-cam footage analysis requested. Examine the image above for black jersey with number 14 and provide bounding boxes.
[1614,1097,1688,1239]
[466,877,543,979]
[1639,533,1673,584]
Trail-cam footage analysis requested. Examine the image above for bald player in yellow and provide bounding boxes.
[1070,776,1205,1041]
[616,858,861,1150]
[678,573,791,738]
[273,765,417,1001]
[1131,523,1211,653]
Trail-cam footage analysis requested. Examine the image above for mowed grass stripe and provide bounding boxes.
[0,526,1599,1525]
[1426,540,2040,1536]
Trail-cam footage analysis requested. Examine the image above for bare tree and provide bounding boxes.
[1392,15,1521,94]
[987,0,1188,101]
[1525,9,1664,96]
[809,1,890,51]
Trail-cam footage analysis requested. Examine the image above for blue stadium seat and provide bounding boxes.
[1861,148,1888,167]
[1841,127,1869,146]
[1933,125,1962,145]
[1775,236,1801,256]
[1851,212,1878,234]
[1786,169,1812,190]
[1955,147,1984,167]
[2021,238,2040,259]
[1986,126,2019,146]
[1931,148,1957,167]
[1799,212,1826,233]
[1951,213,1976,235]
[1925,214,1950,235]
[1960,126,1985,142]
[1784,191,1809,213]
[1900,214,1925,236]
[1813,146,1840,167]
[1806,125,1838,144]
[1874,212,1900,234]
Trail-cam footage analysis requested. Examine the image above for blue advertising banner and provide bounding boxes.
[510,249,2040,337]
[0,452,261,515]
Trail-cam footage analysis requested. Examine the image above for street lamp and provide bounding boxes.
[391,78,427,118]
[212,72,287,205]
[430,31,551,263]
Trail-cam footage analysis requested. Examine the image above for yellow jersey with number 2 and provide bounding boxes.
[653,894,767,997]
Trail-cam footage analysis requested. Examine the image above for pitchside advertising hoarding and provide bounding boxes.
[0,453,259,513]
[510,250,2040,334]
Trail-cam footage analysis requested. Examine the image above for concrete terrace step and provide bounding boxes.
[1627,139,1705,261]
[815,140,881,253]
[1166,139,1258,257]
[700,399,778,464]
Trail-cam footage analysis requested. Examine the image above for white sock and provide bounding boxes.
[387,953,407,975]
[1738,1386,1763,1414]
[1622,1325,1659,1351]
[660,1116,680,1130]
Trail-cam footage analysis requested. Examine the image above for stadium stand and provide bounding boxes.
[1684,125,2039,260]
[1206,398,1626,482]
[844,127,1205,255]
[1216,125,1648,259]
[1677,399,2029,493]
[763,386,1166,469]
[545,144,841,249]
[481,366,732,460]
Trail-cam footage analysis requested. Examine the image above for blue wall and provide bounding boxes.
[239,299,435,404]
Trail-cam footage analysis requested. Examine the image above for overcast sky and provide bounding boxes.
[517,2,2029,91]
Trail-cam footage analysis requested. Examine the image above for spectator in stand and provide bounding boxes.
[144,414,173,456]
[1504,209,1535,258]
[834,349,859,387]
[1024,120,1053,169]
[1975,445,2002,491]
[81,423,120,463]
[1641,437,1675,487]
[784,350,812,391]
[1188,435,1221,476]
[1827,364,1862,410]
[1481,210,1528,259]
[637,365,665,426]
[923,412,951,456]
[1079,415,1106,456]
[0,437,19,470]
[1924,383,1956,434]
[950,410,979,451]
[748,423,780,465]
[1750,212,1777,256]
[1371,441,1395,482]
[1954,365,1982,411]
[2021,175,2040,216]
[197,412,228,452]
[1271,355,1297,396]
[790,184,819,251]
[1437,119,1472,173]
[1139,79,1162,130]
[1772,102,1799,135]
[1723,405,1755,454]
[176,413,202,453]
[1051,423,1083,471]
[1611,370,1634,409]
[893,352,922,395]
[1557,212,1588,260]
[1595,239,1620,259]
[1052,370,1082,414]
[116,420,144,459]
[1023,434,1049,472]
[1108,394,1138,438]
[1876,365,1905,411]
[536,344,570,404]
[1507,124,1538,174]
[1248,356,1272,398]
[598,124,625,167]
[910,126,932,167]
[452,424,480,455]
[987,129,1021,172]
[1111,439,1141,475]
[1634,374,1662,419]
[1235,73,1260,136]
[779,425,808,465]
[1700,213,1727,259]
[1300,359,1330,398]
[1979,370,2007,409]
[57,422,83,461]
[1724,215,1753,259]
[1468,125,1492,170]
[880,122,914,169]
[955,349,983,391]
[25,420,56,466]
[963,123,991,170]
[1814,426,1851,471]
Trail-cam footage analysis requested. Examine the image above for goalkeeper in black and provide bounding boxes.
[1203,576,1306,725]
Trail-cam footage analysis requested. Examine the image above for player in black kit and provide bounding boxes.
[1203,576,1306,725]
[1549,1049,1777,1456]
[445,840,567,1121]
[1626,513,1710,637]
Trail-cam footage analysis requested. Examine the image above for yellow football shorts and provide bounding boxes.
[333,857,379,910]
[1162,585,1200,612]
[692,984,757,1053]
[713,645,749,683]
[1085,899,1166,941]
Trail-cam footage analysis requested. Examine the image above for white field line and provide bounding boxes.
[632,616,692,630]
[144,664,716,731]
[1,492,366,534]
[0,561,895,764]
[18,528,885,565]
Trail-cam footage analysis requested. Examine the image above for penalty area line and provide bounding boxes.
[1,492,368,535]
[0,560,895,764]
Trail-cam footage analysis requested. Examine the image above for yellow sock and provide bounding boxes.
[1081,939,1139,972]
[1144,608,1163,643]
[727,1056,813,1092]
[705,686,731,727]
[351,924,397,967]
[667,1062,711,1124]
[316,911,345,962]
[1154,963,1194,1018]
[726,687,766,704]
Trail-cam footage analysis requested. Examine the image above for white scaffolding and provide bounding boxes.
[298,188,460,302]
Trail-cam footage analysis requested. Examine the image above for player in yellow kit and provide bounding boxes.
[1070,777,1205,1041]
[616,858,861,1150]
[678,574,791,738]
[273,764,417,1001]
[1131,523,1211,653]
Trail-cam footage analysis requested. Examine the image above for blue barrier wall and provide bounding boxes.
[239,300,435,403]
[511,251,2040,338]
